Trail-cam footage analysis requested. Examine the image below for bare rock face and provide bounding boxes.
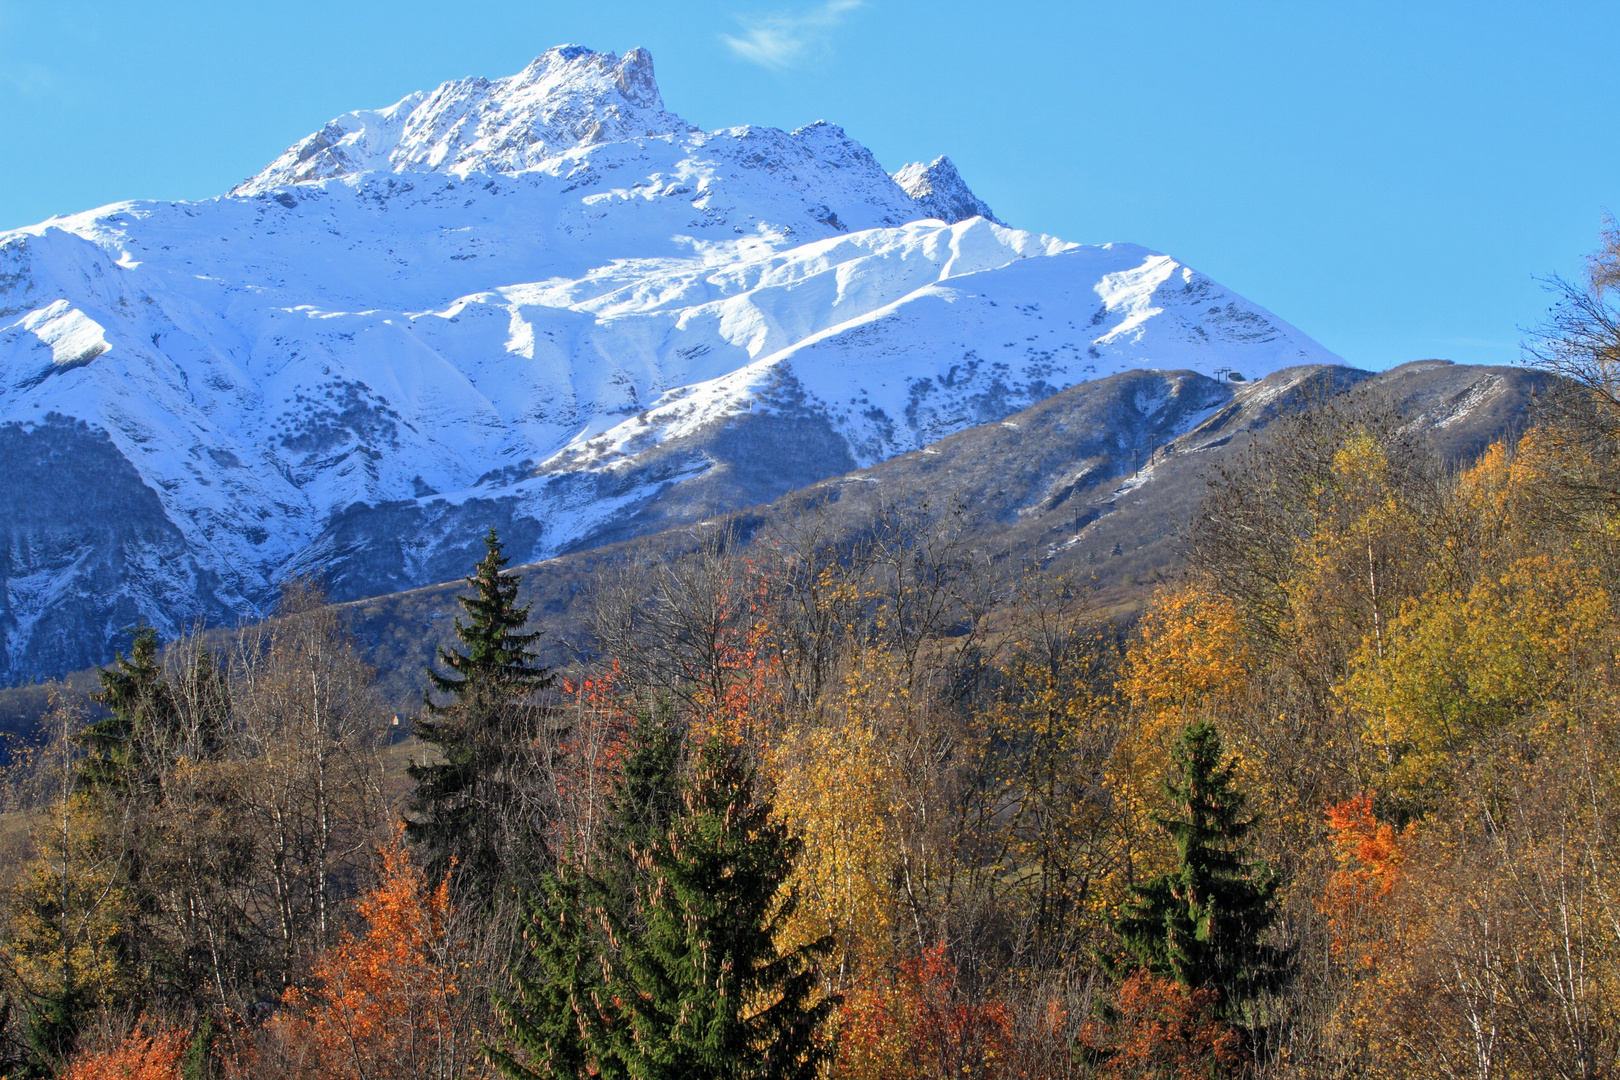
[0,414,246,676]
[892,156,1002,225]
[0,45,1340,682]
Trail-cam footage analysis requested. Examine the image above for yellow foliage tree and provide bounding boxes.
[1117,584,1255,865]
[770,650,904,976]
[1122,584,1252,758]
[1344,552,1612,800]
[3,787,136,1066]
[1283,431,1420,665]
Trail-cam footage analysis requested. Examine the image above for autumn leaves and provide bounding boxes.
[10,331,1620,1078]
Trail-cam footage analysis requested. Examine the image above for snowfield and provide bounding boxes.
[0,44,1340,679]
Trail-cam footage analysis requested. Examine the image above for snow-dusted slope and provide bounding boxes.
[0,45,1338,680]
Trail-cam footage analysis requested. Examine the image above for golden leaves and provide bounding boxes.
[1344,552,1613,797]
[3,792,136,1008]
[769,650,906,970]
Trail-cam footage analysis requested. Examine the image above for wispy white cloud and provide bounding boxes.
[722,0,864,70]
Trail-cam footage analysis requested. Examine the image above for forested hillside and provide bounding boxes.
[331,357,1544,710]
[2,238,1618,1078]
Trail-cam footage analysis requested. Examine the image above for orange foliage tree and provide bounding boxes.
[61,1020,188,1080]
[552,663,635,859]
[1322,794,1407,955]
[833,943,1013,1080]
[1078,971,1244,1080]
[1311,793,1413,1075]
[244,832,472,1080]
[694,565,784,747]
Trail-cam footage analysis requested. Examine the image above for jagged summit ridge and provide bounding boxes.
[234,46,1000,230]
[893,156,1001,226]
[236,45,689,195]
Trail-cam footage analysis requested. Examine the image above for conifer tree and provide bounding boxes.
[615,734,834,1079]
[491,707,683,1080]
[493,717,836,1080]
[595,702,684,916]
[408,528,557,900]
[489,862,604,1080]
[1114,719,1288,1021]
[72,629,178,1029]
[423,528,550,707]
[83,628,229,787]
[10,632,169,1077]
[80,627,173,792]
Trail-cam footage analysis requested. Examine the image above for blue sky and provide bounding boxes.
[1,0,1616,370]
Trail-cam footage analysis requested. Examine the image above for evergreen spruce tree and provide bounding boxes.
[493,716,836,1080]
[595,701,684,919]
[83,627,229,794]
[615,734,834,1080]
[80,626,174,792]
[490,865,604,1080]
[1114,719,1289,1021]
[73,628,174,1027]
[408,528,557,900]
[64,629,233,1049]
[13,630,165,1079]
[22,985,88,1078]
[492,707,684,1080]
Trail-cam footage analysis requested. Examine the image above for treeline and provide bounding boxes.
[0,584,396,1075]
[5,239,1620,1078]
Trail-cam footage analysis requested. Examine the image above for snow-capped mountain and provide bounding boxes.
[0,45,1339,681]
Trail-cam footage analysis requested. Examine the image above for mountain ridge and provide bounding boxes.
[0,44,1340,682]
[326,359,1545,706]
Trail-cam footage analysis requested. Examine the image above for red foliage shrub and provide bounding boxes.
[1080,971,1245,1080]
[62,1019,188,1080]
[834,942,1014,1080]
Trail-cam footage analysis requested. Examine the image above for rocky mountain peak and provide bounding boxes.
[234,45,688,195]
[892,155,1001,225]
[0,44,1343,684]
